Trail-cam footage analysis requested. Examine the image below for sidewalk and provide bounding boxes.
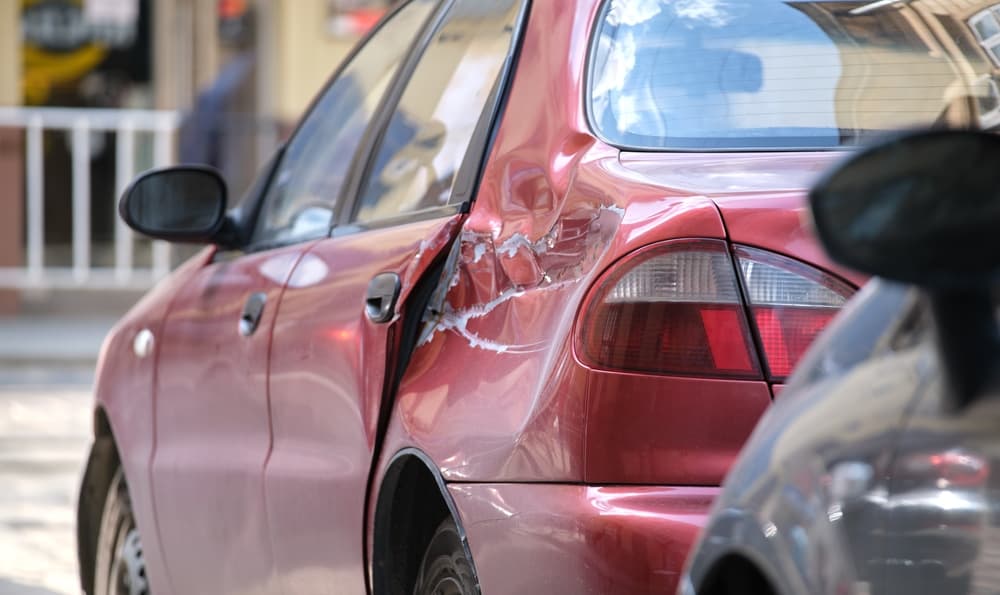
[0,312,115,593]
[0,316,118,368]
[0,373,92,595]
[0,312,124,594]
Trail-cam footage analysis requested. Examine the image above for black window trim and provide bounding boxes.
[582,0,859,154]
[209,146,292,261]
[449,0,532,213]
[337,0,534,229]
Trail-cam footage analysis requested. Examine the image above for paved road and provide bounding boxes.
[0,368,93,595]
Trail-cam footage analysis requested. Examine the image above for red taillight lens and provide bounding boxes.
[735,246,853,381]
[578,240,761,378]
[899,451,989,488]
[578,241,855,382]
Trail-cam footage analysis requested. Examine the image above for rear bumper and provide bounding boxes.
[448,483,717,595]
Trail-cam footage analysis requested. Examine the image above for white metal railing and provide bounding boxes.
[0,107,181,290]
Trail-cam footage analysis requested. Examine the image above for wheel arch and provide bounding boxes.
[77,405,122,595]
[372,448,481,595]
[696,550,783,595]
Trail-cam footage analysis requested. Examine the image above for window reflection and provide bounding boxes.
[252,0,436,246]
[590,0,1000,150]
[353,0,522,223]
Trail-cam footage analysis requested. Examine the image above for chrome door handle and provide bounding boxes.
[365,273,401,324]
[239,292,268,337]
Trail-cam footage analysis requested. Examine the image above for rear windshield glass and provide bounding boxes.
[589,0,1000,150]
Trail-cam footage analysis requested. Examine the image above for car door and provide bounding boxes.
[150,243,306,595]
[791,291,952,595]
[741,281,929,595]
[262,1,528,593]
[884,303,1000,595]
[149,3,438,593]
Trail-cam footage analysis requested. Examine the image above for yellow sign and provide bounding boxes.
[21,0,110,104]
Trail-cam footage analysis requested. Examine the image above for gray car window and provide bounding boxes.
[351,0,523,224]
[251,0,436,247]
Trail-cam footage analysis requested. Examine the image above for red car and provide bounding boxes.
[78,0,988,593]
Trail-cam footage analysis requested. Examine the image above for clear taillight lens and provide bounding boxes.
[577,240,854,382]
[578,240,761,378]
[735,246,853,382]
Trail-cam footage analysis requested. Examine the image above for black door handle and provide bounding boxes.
[366,273,401,324]
[239,292,268,337]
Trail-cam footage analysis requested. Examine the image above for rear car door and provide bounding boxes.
[262,1,528,592]
[149,3,438,593]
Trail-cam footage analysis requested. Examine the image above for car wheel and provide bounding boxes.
[93,468,149,595]
[413,517,478,595]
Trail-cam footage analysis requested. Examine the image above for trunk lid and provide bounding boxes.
[618,151,868,287]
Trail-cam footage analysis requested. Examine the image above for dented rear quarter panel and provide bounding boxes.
[386,143,732,483]
[380,0,862,489]
[381,0,758,486]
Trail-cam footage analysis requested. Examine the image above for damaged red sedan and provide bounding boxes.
[78,0,996,593]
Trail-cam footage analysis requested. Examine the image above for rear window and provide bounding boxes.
[588,0,1000,150]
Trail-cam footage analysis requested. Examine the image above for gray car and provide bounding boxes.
[680,129,1000,595]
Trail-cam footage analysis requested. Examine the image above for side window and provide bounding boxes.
[352,0,523,224]
[251,0,436,246]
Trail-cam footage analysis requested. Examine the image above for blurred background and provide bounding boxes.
[0,1,390,592]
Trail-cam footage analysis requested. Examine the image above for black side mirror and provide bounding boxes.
[119,166,228,243]
[810,129,1000,287]
[810,129,1000,406]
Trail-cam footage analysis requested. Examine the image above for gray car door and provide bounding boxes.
[885,307,1000,595]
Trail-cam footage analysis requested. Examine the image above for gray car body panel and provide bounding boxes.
[682,278,1000,594]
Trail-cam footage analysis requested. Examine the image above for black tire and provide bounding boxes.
[93,468,150,595]
[413,517,479,595]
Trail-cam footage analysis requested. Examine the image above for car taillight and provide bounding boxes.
[578,240,854,382]
[734,246,853,382]
[578,240,761,378]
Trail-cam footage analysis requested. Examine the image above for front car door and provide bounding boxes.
[149,239,310,595]
[262,1,528,592]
